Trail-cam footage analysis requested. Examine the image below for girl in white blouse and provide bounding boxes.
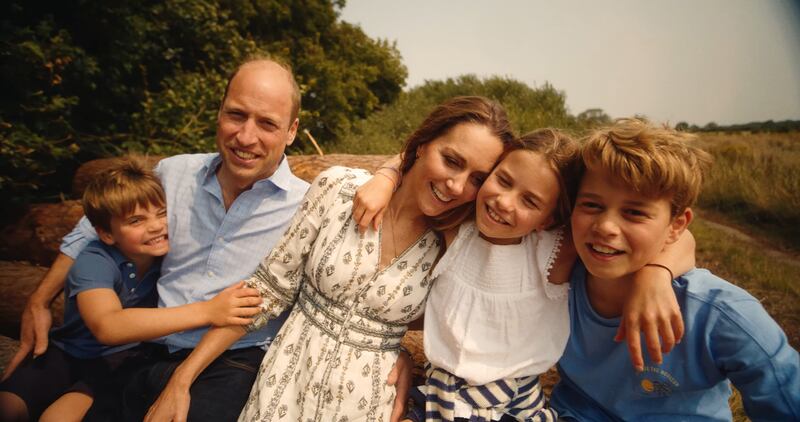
[418,129,578,421]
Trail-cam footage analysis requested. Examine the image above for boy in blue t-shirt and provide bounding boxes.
[0,157,261,421]
[550,119,800,421]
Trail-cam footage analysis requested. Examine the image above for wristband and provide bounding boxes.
[375,168,400,192]
[644,263,674,281]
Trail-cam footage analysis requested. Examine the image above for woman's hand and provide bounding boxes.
[203,281,262,327]
[387,350,414,422]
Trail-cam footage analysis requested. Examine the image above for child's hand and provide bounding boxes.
[352,172,395,233]
[204,281,262,327]
[616,265,683,372]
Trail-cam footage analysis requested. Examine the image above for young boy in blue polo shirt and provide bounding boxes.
[550,119,800,420]
[0,157,261,422]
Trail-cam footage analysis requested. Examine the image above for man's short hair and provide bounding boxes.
[581,118,713,216]
[83,156,166,233]
[221,54,301,122]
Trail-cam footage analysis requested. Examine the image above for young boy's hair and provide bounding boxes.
[516,128,581,229]
[581,118,713,216]
[82,156,165,233]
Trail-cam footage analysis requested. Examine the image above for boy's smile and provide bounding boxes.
[571,167,689,283]
[98,203,170,272]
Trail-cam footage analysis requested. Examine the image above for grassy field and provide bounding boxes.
[695,131,800,252]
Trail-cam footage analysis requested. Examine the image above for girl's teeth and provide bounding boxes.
[592,244,619,254]
[487,207,506,224]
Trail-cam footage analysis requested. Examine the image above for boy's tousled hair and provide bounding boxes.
[399,96,517,231]
[516,128,581,229]
[581,118,713,216]
[83,156,166,233]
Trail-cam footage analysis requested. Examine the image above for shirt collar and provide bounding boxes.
[202,153,294,192]
[100,241,133,268]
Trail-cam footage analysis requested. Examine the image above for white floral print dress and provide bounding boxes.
[239,166,440,422]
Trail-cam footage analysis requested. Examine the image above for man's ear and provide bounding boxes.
[286,118,299,147]
[666,207,693,244]
[97,227,116,246]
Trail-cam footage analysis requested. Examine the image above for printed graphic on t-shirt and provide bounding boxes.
[634,365,680,397]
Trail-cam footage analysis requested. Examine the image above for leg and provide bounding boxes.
[39,392,93,422]
[0,346,76,421]
[186,347,265,422]
[119,346,264,422]
[0,392,28,422]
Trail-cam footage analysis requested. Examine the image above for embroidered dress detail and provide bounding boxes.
[425,365,558,422]
[238,167,441,422]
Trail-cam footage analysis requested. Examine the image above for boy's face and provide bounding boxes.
[571,167,690,282]
[98,202,169,263]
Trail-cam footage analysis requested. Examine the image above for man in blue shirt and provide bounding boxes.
[6,57,412,421]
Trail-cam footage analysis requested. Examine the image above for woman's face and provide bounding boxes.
[405,122,505,218]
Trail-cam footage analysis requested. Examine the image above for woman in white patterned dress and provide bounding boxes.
[144,96,518,422]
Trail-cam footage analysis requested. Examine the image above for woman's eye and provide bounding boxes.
[579,201,601,210]
[497,177,510,187]
[524,197,538,209]
[444,156,459,167]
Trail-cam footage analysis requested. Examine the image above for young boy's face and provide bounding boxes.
[571,167,689,282]
[98,202,169,263]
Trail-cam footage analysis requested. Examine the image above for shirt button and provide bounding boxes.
[208,271,214,277]
[128,273,136,279]
[218,237,224,242]
[127,263,133,267]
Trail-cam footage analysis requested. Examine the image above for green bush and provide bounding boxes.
[332,75,580,154]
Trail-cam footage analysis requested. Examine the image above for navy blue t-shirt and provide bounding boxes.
[50,240,160,359]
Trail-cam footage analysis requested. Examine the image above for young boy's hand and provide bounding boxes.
[204,281,262,327]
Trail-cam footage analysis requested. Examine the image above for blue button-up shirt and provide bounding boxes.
[61,153,309,351]
[51,240,160,358]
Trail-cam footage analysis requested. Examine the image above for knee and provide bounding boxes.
[0,391,28,422]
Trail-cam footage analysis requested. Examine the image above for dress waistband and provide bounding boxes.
[297,280,407,352]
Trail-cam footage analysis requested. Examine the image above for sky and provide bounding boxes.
[340,0,800,126]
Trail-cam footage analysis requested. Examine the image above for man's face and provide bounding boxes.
[216,62,298,191]
[571,167,689,282]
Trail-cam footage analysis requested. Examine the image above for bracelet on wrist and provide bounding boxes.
[644,263,674,281]
[375,169,399,192]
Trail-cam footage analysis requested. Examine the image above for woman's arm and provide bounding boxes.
[352,155,402,232]
[619,229,695,371]
[144,325,245,422]
[77,281,261,345]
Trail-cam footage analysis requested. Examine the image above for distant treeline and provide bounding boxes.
[677,120,800,133]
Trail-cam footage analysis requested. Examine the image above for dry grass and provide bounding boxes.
[695,131,800,251]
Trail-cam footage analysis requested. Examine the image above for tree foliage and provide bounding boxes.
[0,0,406,205]
[333,75,580,154]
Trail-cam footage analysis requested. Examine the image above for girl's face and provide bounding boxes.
[405,122,504,218]
[475,149,560,244]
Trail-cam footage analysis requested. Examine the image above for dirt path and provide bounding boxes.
[695,211,800,268]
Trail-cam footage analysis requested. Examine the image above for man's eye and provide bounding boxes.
[471,175,485,186]
[498,177,510,187]
[444,156,459,167]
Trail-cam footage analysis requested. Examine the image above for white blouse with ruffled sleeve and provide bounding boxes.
[424,221,570,385]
